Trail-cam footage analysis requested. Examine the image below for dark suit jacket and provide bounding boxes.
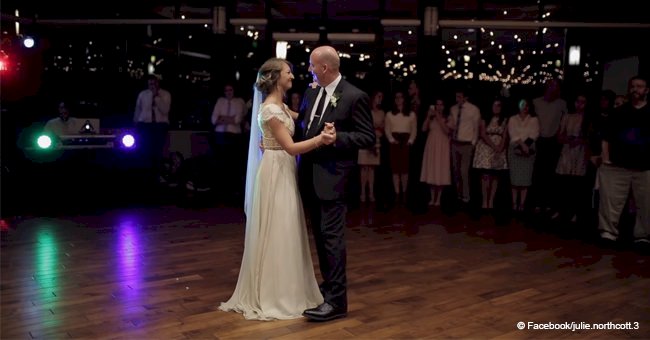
[298,79,375,200]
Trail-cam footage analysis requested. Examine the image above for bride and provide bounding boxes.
[218,58,335,320]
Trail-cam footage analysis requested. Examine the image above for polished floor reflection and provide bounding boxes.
[1,205,649,339]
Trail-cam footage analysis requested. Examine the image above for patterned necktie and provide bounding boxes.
[307,88,327,136]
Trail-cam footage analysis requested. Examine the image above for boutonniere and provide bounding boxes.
[330,92,341,108]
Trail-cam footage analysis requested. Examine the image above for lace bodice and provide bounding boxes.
[259,103,294,150]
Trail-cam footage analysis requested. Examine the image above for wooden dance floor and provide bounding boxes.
[2,205,649,339]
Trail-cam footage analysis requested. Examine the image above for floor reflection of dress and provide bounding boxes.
[218,103,323,320]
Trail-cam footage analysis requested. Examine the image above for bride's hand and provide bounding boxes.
[322,122,336,144]
[324,122,336,136]
[320,132,335,145]
[320,131,336,146]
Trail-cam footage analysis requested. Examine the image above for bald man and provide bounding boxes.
[299,46,375,321]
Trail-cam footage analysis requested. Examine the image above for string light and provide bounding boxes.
[441,27,567,85]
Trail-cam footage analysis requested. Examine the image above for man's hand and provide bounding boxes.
[320,122,336,145]
[323,122,335,133]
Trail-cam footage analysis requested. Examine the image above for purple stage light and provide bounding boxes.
[121,134,135,148]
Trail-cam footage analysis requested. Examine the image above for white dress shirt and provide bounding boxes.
[448,101,481,145]
[211,97,247,134]
[533,96,567,138]
[307,74,342,130]
[44,117,82,137]
[133,89,172,124]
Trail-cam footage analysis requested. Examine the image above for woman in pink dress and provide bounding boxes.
[420,98,451,206]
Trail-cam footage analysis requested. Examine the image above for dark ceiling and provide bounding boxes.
[2,0,648,23]
[1,0,646,89]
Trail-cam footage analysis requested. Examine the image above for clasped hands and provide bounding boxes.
[319,122,336,146]
[258,122,336,152]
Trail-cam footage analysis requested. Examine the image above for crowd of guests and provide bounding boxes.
[137,73,647,254]
[350,76,649,254]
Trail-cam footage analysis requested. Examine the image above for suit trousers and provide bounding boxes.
[598,164,650,241]
[308,198,348,310]
[451,141,474,202]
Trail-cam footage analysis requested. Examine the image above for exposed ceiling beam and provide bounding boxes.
[2,13,648,29]
[439,19,650,29]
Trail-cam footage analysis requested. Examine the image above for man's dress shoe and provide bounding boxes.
[303,302,347,321]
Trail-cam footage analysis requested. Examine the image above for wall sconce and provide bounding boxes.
[276,41,288,59]
[568,46,581,66]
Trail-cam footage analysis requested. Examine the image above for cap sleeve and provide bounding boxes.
[261,103,286,123]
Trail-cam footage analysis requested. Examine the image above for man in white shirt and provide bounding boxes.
[447,89,481,204]
[133,75,172,178]
[532,78,567,214]
[211,84,247,135]
[44,101,81,138]
[211,84,247,202]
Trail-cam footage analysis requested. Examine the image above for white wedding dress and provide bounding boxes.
[219,103,323,320]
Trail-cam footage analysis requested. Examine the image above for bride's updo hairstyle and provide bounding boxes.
[255,58,293,96]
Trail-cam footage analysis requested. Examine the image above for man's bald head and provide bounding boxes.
[309,45,341,87]
[312,46,340,70]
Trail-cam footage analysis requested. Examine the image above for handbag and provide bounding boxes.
[514,139,536,157]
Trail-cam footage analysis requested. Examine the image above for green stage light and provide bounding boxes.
[37,135,52,149]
